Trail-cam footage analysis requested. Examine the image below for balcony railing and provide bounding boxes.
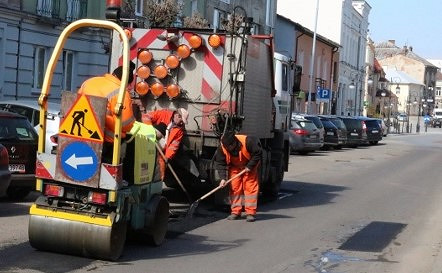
[36,0,87,22]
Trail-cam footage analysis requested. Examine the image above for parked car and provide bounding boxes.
[0,110,38,199]
[292,113,324,147]
[0,144,11,197]
[397,113,408,122]
[0,100,60,153]
[318,116,343,149]
[432,118,442,128]
[375,118,388,137]
[357,117,382,145]
[337,116,367,148]
[320,115,347,149]
[289,117,322,155]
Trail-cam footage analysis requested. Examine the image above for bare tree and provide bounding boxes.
[145,0,182,28]
[221,14,244,33]
[183,12,209,29]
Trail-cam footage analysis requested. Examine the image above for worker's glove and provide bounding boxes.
[244,167,251,173]
[219,179,227,188]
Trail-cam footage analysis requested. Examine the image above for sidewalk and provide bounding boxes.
[384,115,427,135]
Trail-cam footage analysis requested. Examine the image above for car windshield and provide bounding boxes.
[292,120,317,131]
[304,116,323,129]
[330,118,346,129]
[365,120,380,128]
[341,118,361,129]
[0,117,37,141]
[321,120,336,128]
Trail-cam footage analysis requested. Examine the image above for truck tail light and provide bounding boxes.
[165,55,180,69]
[166,84,180,99]
[88,192,107,205]
[138,49,153,64]
[151,82,164,97]
[136,81,149,96]
[177,44,191,59]
[362,121,367,131]
[293,129,309,136]
[45,184,64,197]
[208,34,222,48]
[188,34,202,49]
[154,65,168,79]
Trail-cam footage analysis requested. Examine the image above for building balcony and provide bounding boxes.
[36,0,87,22]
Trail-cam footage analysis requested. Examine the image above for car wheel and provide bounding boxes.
[299,151,309,155]
[6,187,31,200]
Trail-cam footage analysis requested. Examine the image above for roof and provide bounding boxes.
[374,41,437,68]
[0,100,60,114]
[0,110,26,118]
[384,69,422,85]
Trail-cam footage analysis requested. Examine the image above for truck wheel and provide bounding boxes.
[262,159,284,200]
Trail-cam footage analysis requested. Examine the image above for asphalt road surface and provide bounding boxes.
[1,129,442,273]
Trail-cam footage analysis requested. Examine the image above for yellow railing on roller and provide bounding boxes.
[36,19,130,196]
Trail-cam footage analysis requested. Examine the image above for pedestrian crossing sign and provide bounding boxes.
[58,95,104,142]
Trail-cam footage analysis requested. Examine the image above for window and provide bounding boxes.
[37,0,53,17]
[66,0,86,21]
[265,0,274,27]
[191,0,197,15]
[281,64,289,91]
[33,47,46,89]
[213,9,226,29]
[135,0,143,16]
[63,50,74,91]
[436,87,441,96]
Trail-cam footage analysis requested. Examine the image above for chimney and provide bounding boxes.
[388,40,396,45]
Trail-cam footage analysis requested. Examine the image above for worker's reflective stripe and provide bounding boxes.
[244,194,258,200]
[106,88,120,99]
[29,204,113,227]
[171,140,180,145]
[244,201,257,207]
[105,129,114,139]
[123,116,135,127]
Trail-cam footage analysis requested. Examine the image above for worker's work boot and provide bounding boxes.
[227,214,240,220]
[246,214,256,222]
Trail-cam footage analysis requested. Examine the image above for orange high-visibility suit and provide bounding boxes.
[216,134,262,216]
[78,73,135,143]
[142,109,185,179]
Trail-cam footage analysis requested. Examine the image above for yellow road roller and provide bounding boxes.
[28,19,169,261]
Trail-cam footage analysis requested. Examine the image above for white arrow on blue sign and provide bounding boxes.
[61,141,98,182]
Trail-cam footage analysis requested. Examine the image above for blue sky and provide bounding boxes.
[368,0,442,60]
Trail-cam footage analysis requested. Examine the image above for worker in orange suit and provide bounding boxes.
[77,61,136,143]
[142,108,189,180]
[215,130,262,222]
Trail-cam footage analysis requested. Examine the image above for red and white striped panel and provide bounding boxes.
[35,152,56,180]
[99,163,123,190]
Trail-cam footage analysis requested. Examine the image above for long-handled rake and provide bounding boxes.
[155,142,193,204]
[186,169,247,218]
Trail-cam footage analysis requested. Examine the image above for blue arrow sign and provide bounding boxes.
[61,141,98,182]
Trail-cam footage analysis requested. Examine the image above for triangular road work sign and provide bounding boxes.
[59,95,104,142]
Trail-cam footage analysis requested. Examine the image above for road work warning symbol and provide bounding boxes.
[59,95,104,142]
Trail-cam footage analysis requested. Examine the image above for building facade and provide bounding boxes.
[277,0,371,116]
[0,0,109,102]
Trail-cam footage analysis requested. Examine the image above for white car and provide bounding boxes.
[397,113,408,122]
[0,100,60,153]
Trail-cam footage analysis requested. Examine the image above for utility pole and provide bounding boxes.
[307,0,320,114]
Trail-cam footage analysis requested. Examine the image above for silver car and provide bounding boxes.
[0,100,60,153]
[289,118,322,155]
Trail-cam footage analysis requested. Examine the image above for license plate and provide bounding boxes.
[351,133,358,136]
[310,135,317,139]
[327,132,334,136]
[9,164,25,173]
[372,130,378,133]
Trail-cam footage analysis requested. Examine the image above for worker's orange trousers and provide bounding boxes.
[228,166,259,216]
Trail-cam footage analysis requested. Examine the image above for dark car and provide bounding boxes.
[0,144,11,197]
[357,117,382,145]
[318,116,342,149]
[0,110,38,199]
[319,115,347,149]
[337,116,367,147]
[432,118,442,128]
[289,118,322,155]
